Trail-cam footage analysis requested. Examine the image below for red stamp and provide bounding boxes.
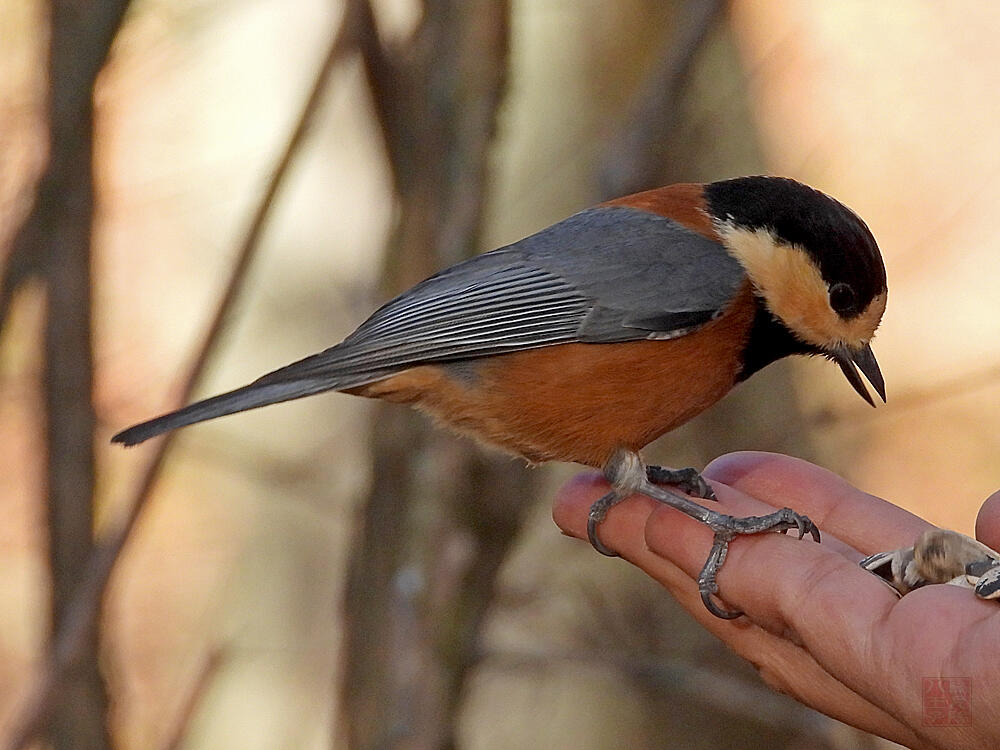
[922,677,971,726]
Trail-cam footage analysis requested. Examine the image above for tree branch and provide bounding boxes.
[600,0,725,197]
[1,11,357,749]
[346,0,407,189]
[155,649,225,750]
[338,4,532,749]
[0,1,136,748]
[0,0,133,340]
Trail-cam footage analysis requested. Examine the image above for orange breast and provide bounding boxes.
[350,286,756,468]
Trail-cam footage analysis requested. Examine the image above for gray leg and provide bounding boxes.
[588,465,716,556]
[588,449,821,619]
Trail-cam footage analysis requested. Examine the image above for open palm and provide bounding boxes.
[553,452,1000,750]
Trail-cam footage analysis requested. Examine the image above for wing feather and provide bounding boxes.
[256,206,745,388]
[112,205,747,445]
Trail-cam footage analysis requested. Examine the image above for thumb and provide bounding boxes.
[975,489,1000,551]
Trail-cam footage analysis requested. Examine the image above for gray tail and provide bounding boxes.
[111,378,338,447]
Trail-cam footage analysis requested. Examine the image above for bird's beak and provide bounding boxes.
[833,343,886,407]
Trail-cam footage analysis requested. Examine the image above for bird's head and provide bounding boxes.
[705,176,887,405]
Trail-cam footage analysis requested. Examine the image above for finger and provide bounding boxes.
[718,624,925,749]
[695,479,862,560]
[552,472,659,561]
[553,475,734,618]
[703,452,933,553]
[551,472,604,540]
[555,468,862,561]
[556,473,891,691]
[643,558,921,748]
[553,474,924,748]
[643,500,901,675]
[648,495,1000,746]
[975,489,1000,551]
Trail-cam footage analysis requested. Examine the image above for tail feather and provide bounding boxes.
[112,378,336,446]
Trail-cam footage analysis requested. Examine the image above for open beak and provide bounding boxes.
[833,343,886,407]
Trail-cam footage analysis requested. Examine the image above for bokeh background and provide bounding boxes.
[2,1,999,748]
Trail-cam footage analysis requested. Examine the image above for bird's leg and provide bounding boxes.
[588,464,716,556]
[587,451,646,557]
[588,449,821,619]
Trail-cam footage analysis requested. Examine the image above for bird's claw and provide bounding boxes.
[782,510,820,541]
[968,559,1000,599]
[697,533,743,619]
[647,465,716,500]
[590,454,821,620]
[696,509,820,619]
[587,466,717,557]
[587,512,620,557]
[709,507,821,544]
[587,490,623,557]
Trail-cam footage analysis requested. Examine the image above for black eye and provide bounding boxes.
[829,283,856,314]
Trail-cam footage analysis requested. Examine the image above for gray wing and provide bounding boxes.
[267,205,746,383]
[112,205,745,445]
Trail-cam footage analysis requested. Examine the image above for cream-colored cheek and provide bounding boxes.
[719,225,884,348]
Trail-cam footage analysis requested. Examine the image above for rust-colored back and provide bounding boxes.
[602,183,719,241]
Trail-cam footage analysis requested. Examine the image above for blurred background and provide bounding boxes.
[2,0,999,748]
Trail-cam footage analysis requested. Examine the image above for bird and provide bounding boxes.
[113,175,887,618]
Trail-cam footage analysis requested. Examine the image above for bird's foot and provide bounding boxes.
[646,465,716,500]
[587,489,626,557]
[588,457,715,557]
[694,508,821,618]
[587,450,821,619]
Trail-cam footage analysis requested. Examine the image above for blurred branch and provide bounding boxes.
[600,0,725,197]
[155,648,224,750]
[0,238,39,345]
[1,12,358,750]
[0,0,133,339]
[347,0,406,187]
[802,359,1000,432]
[338,3,537,749]
[484,647,881,750]
[0,1,134,748]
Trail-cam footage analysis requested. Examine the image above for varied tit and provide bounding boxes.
[114,175,888,619]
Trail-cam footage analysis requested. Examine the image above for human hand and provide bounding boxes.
[553,452,1000,750]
